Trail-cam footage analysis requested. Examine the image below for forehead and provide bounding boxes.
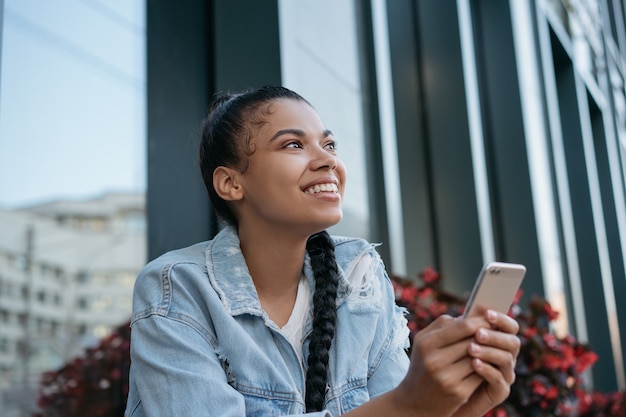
[253,99,325,135]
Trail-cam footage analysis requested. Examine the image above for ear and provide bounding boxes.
[213,166,244,201]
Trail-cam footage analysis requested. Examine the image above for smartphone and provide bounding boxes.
[462,262,526,318]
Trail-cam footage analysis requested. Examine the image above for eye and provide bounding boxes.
[284,141,303,149]
[324,140,337,151]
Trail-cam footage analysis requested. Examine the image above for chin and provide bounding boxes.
[318,214,343,231]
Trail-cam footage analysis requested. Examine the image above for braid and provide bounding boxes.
[305,231,340,412]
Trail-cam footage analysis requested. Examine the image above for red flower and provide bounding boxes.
[400,285,419,303]
[420,266,440,285]
[543,302,559,322]
[546,386,559,400]
[575,350,599,374]
[532,380,548,396]
[542,354,562,370]
[495,408,508,417]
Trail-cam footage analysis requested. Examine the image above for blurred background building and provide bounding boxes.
[0,0,625,415]
[0,193,144,416]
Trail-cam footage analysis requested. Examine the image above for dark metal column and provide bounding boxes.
[555,59,620,391]
[147,0,282,260]
[212,0,281,92]
[386,0,484,294]
[385,0,437,280]
[147,0,212,261]
[471,0,545,300]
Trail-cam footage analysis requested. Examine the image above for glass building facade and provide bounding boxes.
[1,2,625,414]
[146,0,626,392]
[0,1,146,415]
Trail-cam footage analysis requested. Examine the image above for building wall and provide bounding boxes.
[145,0,626,391]
[0,193,145,414]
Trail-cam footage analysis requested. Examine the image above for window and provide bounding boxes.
[279,0,372,239]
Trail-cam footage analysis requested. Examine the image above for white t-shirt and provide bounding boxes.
[280,274,310,364]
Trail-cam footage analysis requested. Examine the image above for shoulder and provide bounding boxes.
[331,234,380,261]
[144,240,210,272]
[331,234,384,273]
[132,241,211,313]
[330,234,394,308]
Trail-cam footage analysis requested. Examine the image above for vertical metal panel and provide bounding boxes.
[600,0,626,386]
[556,60,620,390]
[386,0,484,293]
[371,0,404,276]
[147,0,212,261]
[414,1,483,295]
[509,0,569,335]
[355,0,393,269]
[471,0,544,300]
[537,12,588,342]
[610,0,626,60]
[212,0,281,91]
[577,84,624,389]
[385,0,436,280]
[591,97,626,388]
[457,0,497,265]
[147,0,282,260]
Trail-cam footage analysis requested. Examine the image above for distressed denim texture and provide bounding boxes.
[125,226,410,417]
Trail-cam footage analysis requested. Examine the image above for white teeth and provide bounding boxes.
[306,183,338,194]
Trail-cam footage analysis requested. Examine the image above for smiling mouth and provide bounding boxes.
[305,183,339,194]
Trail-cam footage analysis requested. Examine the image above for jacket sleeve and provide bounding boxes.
[365,252,411,398]
[125,261,247,417]
[125,260,335,417]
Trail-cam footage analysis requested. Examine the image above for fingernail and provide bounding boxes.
[487,310,497,321]
[470,342,481,355]
[477,328,487,341]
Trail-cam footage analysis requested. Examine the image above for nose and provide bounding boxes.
[310,145,338,170]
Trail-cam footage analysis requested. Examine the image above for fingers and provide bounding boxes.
[414,315,490,349]
[468,341,516,384]
[468,312,521,386]
[426,314,455,330]
[405,317,488,404]
[402,352,485,414]
[401,313,515,416]
[412,328,473,375]
[473,310,521,368]
[485,309,519,334]
[474,325,521,357]
[470,358,513,402]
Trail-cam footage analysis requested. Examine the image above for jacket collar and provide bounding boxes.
[205,226,352,318]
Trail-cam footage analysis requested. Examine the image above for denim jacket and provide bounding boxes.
[125,226,410,417]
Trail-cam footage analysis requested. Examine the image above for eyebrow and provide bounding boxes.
[269,128,333,142]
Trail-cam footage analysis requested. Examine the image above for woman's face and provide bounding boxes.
[233,98,346,235]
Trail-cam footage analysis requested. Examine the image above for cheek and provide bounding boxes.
[337,160,348,190]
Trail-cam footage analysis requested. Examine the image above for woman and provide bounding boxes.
[125,86,520,417]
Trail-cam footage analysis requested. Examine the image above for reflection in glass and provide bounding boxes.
[279,0,370,239]
[0,1,146,415]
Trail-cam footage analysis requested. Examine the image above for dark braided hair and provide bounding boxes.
[199,86,340,412]
[305,231,339,412]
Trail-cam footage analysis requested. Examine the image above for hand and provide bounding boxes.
[394,314,498,417]
[453,310,521,417]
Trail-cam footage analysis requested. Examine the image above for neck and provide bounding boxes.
[237,223,309,299]
[236,224,311,327]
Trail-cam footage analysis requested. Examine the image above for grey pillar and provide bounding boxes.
[147,0,282,260]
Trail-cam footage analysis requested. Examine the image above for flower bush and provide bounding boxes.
[392,267,625,417]
[34,267,626,416]
[34,322,130,417]
[577,389,626,417]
